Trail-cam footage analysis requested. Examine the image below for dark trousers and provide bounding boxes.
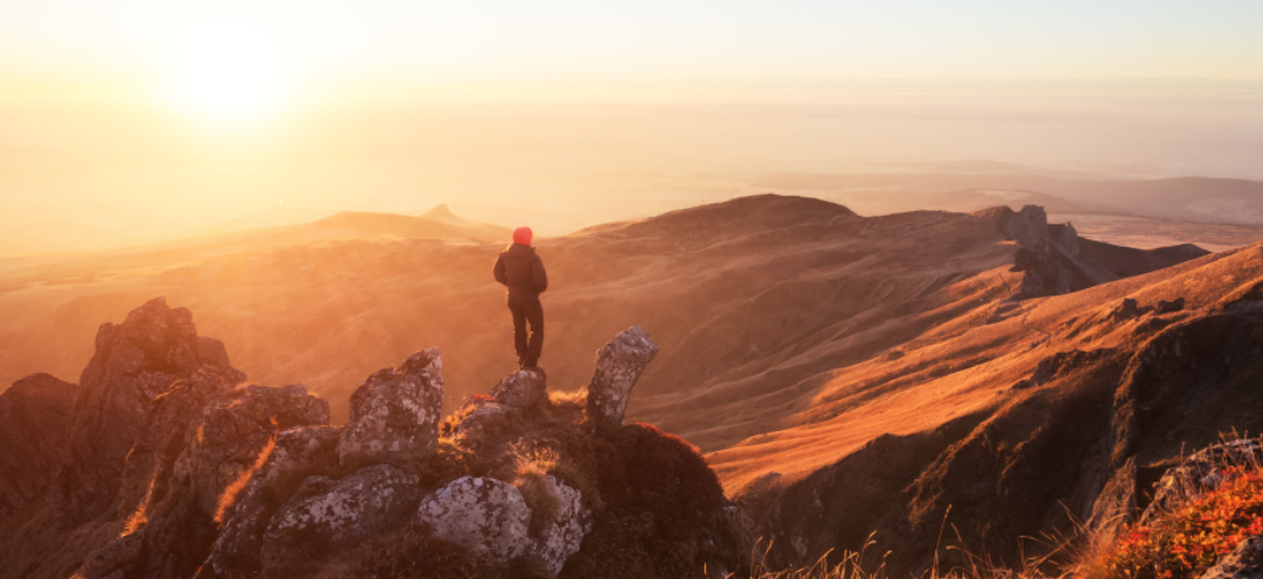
[508,293,544,368]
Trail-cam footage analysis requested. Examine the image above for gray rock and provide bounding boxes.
[198,425,341,579]
[1199,536,1263,579]
[527,475,593,576]
[490,368,548,409]
[417,476,533,565]
[586,326,659,426]
[338,348,443,472]
[261,464,422,578]
[453,402,518,440]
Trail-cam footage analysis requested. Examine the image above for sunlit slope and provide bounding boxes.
[705,243,1262,494]
[0,196,1201,439]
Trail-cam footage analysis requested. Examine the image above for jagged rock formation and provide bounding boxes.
[0,373,78,519]
[587,325,659,426]
[990,204,1208,298]
[55,297,247,522]
[0,303,740,579]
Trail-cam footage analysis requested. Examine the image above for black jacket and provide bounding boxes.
[493,243,548,297]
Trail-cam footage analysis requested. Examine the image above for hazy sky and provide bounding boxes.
[2,2,1262,257]
[3,1,1262,90]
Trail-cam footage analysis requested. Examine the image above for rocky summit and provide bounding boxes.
[0,300,740,579]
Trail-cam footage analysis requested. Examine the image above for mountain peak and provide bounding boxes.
[422,204,456,219]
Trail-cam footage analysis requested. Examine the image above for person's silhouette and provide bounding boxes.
[492,227,548,369]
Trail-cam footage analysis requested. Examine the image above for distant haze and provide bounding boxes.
[3,79,1263,257]
[4,0,1263,256]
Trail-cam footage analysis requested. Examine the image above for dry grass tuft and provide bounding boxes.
[214,426,278,525]
[511,445,563,533]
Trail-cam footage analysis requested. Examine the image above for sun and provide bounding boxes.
[166,24,288,123]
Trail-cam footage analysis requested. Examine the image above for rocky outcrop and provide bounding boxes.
[260,464,422,578]
[337,349,443,473]
[55,297,246,521]
[989,205,1209,298]
[1141,439,1263,525]
[586,325,659,426]
[0,303,741,579]
[76,377,330,579]
[0,373,79,519]
[490,368,548,409]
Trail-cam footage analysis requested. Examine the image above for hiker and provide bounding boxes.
[493,226,548,369]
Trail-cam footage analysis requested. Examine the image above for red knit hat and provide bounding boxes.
[513,226,533,245]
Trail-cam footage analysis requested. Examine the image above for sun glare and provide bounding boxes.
[165,24,288,124]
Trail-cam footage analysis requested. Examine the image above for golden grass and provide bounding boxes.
[214,417,279,525]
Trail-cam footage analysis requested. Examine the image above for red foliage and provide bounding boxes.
[1100,465,1263,579]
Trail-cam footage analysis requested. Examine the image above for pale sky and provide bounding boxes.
[2,1,1263,257]
[2,1,1262,90]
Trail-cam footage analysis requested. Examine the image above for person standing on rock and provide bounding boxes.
[493,226,548,369]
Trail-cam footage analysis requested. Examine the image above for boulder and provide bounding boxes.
[527,475,594,576]
[452,401,518,441]
[490,368,548,409]
[586,326,660,426]
[0,373,79,519]
[55,297,246,521]
[1199,536,1263,579]
[416,476,533,566]
[337,349,443,472]
[261,464,422,578]
[198,426,342,579]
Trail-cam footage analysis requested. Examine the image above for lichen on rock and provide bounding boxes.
[586,325,659,426]
[337,348,443,473]
[261,464,422,577]
[490,368,548,409]
[417,476,534,565]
